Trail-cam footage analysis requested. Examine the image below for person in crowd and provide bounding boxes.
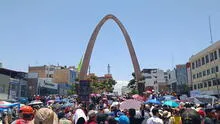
[160,110,171,124]
[33,107,59,124]
[115,113,130,124]
[72,109,87,124]
[169,108,181,124]
[11,105,35,124]
[87,110,97,124]
[146,107,163,124]
[58,111,72,124]
[181,109,201,124]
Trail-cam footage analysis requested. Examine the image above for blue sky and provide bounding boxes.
[0,0,220,81]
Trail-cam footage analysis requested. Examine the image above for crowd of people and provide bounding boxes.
[0,93,220,124]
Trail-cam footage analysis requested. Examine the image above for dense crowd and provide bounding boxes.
[0,93,220,124]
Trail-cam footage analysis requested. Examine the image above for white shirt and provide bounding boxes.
[146,116,164,124]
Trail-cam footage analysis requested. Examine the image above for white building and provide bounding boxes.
[142,69,168,92]
[189,40,220,96]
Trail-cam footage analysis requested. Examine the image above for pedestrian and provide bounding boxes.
[146,108,163,124]
[11,105,35,124]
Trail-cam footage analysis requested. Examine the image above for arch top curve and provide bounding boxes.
[80,14,141,81]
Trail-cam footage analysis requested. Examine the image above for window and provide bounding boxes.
[193,74,196,79]
[214,51,218,60]
[195,60,198,68]
[198,59,201,67]
[204,82,207,88]
[202,57,205,65]
[199,72,202,77]
[219,49,220,58]
[145,76,152,79]
[216,66,219,72]
[208,81,212,87]
[49,74,53,78]
[210,52,214,61]
[11,84,16,90]
[200,83,203,88]
[198,84,200,89]
[207,69,210,75]
[213,80,217,86]
[205,55,209,63]
[211,67,215,73]
[194,84,197,89]
[192,62,195,69]
[197,73,199,78]
[203,71,206,76]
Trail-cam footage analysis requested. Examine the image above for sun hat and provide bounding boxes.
[34,108,58,124]
[162,110,171,118]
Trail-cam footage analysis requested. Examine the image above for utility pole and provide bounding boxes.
[209,16,213,44]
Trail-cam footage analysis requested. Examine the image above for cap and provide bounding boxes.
[197,109,206,117]
[20,106,34,114]
[115,115,130,124]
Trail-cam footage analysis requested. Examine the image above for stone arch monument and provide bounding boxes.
[80,14,141,82]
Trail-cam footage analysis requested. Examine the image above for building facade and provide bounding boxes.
[0,68,28,100]
[189,41,220,96]
[142,69,169,92]
[167,69,177,93]
[28,65,77,96]
[176,64,189,94]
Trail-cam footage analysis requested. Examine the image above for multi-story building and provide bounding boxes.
[167,69,177,92]
[0,62,2,68]
[142,69,169,92]
[28,65,77,96]
[0,68,28,99]
[176,64,189,94]
[189,41,220,96]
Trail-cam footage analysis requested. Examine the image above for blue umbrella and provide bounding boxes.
[163,100,179,107]
[144,99,161,105]
[163,95,176,101]
[62,102,74,108]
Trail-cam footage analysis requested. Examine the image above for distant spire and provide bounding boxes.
[209,16,213,44]
[107,64,111,74]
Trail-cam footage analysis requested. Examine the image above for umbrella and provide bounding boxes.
[163,100,179,107]
[163,95,176,101]
[47,100,55,104]
[62,102,74,108]
[111,102,119,107]
[144,99,161,105]
[0,101,12,105]
[119,99,142,110]
[132,94,144,101]
[28,100,43,106]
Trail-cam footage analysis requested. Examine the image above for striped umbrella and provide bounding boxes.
[119,99,142,110]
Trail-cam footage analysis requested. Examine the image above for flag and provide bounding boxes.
[77,56,83,72]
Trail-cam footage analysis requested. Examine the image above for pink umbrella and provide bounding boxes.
[120,99,142,110]
[132,94,144,101]
[0,101,12,105]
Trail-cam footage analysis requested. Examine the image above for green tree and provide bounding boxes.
[67,83,76,95]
